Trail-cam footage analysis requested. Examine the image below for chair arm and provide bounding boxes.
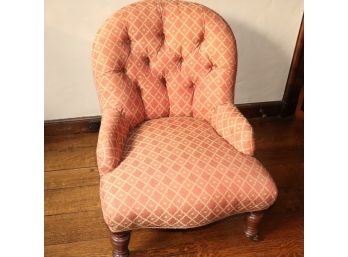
[97,108,130,175]
[210,103,255,155]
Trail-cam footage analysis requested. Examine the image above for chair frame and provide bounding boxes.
[110,211,264,257]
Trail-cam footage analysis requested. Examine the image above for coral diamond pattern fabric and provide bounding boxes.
[211,103,255,156]
[92,0,236,125]
[96,109,130,175]
[100,117,277,232]
[92,0,278,232]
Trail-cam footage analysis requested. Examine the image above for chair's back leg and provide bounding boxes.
[244,211,264,241]
[111,231,131,257]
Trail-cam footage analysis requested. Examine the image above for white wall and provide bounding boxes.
[45,0,303,120]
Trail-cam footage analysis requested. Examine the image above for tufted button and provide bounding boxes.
[134,81,142,94]
[188,81,195,89]
[124,35,131,46]
[158,31,165,41]
[176,55,184,69]
[120,108,126,118]
[197,32,205,45]
[206,61,216,72]
[116,66,126,74]
[160,76,166,87]
[143,56,150,66]
[178,56,184,64]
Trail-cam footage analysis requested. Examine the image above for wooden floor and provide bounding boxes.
[45,117,304,257]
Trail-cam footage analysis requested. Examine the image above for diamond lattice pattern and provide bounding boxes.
[92,0,278,233]
[92,0,237,126]
[100,117,277,232]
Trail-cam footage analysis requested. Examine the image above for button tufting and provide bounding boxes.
[206,60,216,72]
[135,81,142,94]
[124,35,131,46]
[117,67,126,74]
[188,81,195,89]
[160,76,166,87]
[158,31,165,41]
[176,56,184,69]
[120,108,126,117]
[178,56,184,64]
[143,56,150,66]
[197,33,205,44]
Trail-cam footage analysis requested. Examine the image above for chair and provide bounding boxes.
[91,0,277,256]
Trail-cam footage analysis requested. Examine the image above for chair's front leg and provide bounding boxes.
[111,231,131,257]
[244,211,264,241]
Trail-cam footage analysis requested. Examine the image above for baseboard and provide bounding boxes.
[44,101,283,136]
[237,101,282,119]
[44,116,101,136]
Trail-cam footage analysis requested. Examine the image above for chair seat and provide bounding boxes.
[100,117,277,232]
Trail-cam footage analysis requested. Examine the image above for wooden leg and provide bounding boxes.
[244,211,264,241]
[111,231,131,257]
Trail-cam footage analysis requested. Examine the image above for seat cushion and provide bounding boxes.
[100,117,277,232]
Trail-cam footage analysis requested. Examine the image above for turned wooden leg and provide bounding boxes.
[111,231,131,257]
[244,211,264,241]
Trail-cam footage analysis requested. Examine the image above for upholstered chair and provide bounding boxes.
[92,0,278,256]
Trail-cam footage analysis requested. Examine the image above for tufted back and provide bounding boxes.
[92,0,237,128]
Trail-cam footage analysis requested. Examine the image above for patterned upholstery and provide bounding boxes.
[97,109,130,175]
[92,0,277,232]
[211,103,255,156]
[92,0,236,126]
[100,117,277,232]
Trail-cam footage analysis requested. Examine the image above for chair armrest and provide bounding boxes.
[97,108,130,175]
[210,103,255,155]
